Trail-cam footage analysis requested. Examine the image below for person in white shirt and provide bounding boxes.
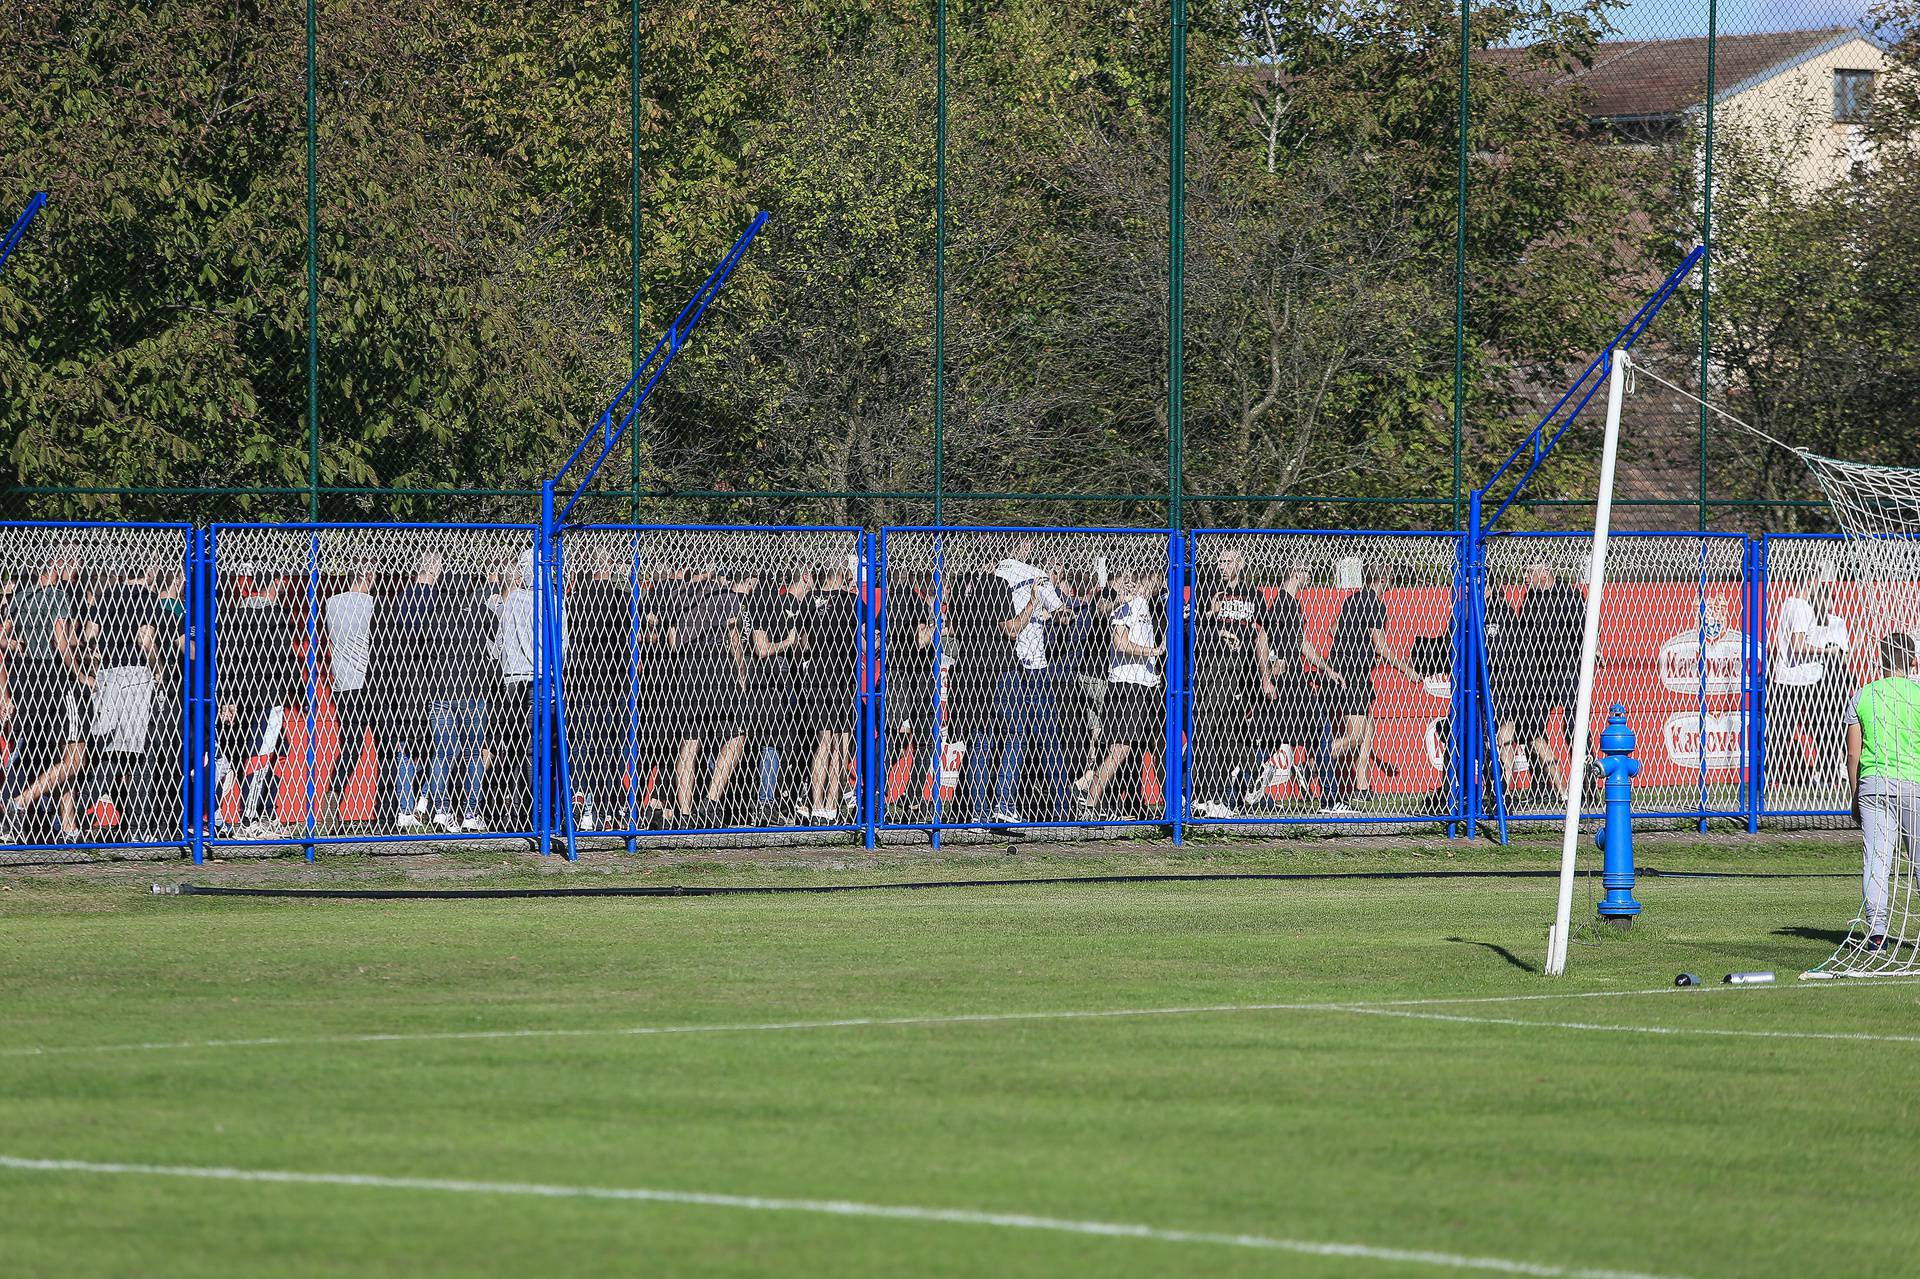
[1772,574,1852,791]
[980,539,1070,824]
[318,566,376,831]
[1080,567,1163,819]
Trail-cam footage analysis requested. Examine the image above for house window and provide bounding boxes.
[1834,69,1875,124]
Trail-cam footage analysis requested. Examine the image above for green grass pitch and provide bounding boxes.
[2,843,1916,1277]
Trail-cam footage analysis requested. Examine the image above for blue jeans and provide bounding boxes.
[968,669,1068,822]
[394,749,419,817]
[429,698,487,818]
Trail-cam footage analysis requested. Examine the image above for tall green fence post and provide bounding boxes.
[630,0,643,523]
[1453,0,1470,532]
[1167,0,1187,531]
[933,0,947,527]
[1699,2,1718,534]
[305,0,319,522]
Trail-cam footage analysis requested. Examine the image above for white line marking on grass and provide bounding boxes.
[0,1153,1682,1279]
[8,977,1920,1059]
[1324,1006,1920,1045]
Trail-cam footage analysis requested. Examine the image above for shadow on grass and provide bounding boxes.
[1773,926,1853,946]
[1446,936,1537,975]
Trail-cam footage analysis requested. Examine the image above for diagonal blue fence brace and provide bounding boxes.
[0,192,47,275]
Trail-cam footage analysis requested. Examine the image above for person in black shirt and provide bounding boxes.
[148,562,190,839]
[370,551,438,829]
[1190,547,1272,819]
[804,560,862,825]
[1514,561,1587,804]
[84,565,165,839]
[425,568,497,833]
[953,565,1020,825]
[670,567,749,827]
[2,551,89,843]
[1257,560,1344,809]
[1325,562,1420,810]
[883,572,937,822]
[1480,578,1523,802]
[1049,568,1109,814]
[565,550,641,833]
[628,587,675,828]
[744,565,808,824]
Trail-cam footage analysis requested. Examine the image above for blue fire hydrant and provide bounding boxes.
[1592,704,1642,925]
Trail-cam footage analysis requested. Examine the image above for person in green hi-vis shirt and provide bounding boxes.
[1844,631,1920,950]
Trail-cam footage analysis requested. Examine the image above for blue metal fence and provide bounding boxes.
[0,520,1870,862]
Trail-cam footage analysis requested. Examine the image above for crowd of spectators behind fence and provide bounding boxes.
[1,548,188,844]
[0,534,1864,846]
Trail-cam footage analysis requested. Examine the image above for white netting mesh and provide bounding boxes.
[1798,456,1920,977]
[209,525,540,846]
[1759,536,1858,820]
[1186,532,1460,821]
[556,526,865,835]
[0,525,193,855]
[879,529,1173,829]
[1479,534,1747,820]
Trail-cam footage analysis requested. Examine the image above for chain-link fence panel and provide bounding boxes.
[1760,533,1860,819]
[1185,532,1461,825]
[0,523,196,860]
[554,525,867,840]
[878,528,1175,832]
[208,524,540,852]
[1479,532,1748,820]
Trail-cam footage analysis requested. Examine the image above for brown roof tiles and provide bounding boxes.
[1476,27,1865,122]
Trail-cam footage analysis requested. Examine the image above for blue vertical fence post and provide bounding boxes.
[928,530,944,851]
[1463,493,1481,835]
[203,528,216,859]
[1464,490,1510,843]
[1758,533,1766,833]
[203,527,221,859]
[1167,530,1185,845]
[188,529,206,865]
[862,531,878,850]
[179,529,193,860]
[1593,704,1642,924]
[1448,521,1469,840]
[623,529,642,854]
[538,482,560,858]
[303,531,320,863]
[554,529,576,861]
[1471,561,1507,844]
[557,510,579,859]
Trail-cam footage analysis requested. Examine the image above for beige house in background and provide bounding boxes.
[1484,27,1887,191]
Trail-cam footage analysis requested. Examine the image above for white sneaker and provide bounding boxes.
[1195,801,1238,820]
[989,808,1025,825]
[396,813,422,831]
[811,807,838,824]
[461,814,488,833]
[1319,802,1355,816]
[574,793,597,831]
[432,811,460,834]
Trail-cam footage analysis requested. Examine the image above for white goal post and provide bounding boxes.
[1544,348,1630,977]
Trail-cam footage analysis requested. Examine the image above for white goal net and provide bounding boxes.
[1799,454,1920,978]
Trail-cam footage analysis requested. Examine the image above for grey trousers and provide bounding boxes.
[1859,776,1920,935]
